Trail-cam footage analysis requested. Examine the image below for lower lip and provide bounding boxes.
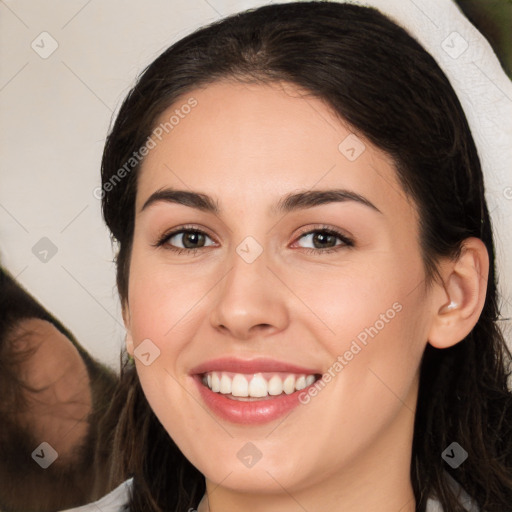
[192,375,318,425]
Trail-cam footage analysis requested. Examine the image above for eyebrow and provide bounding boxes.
[140,187,382,215]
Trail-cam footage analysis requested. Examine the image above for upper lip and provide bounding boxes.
[189,357,321,376]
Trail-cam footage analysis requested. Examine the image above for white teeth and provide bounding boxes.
[295,375,306,391]
[220,373,231,394]
[202,371,318,398]
[267,375,283,395]
[231,374,249,397]
[211,372,220,392]
[248,374,268,397]
[283,375,295,394]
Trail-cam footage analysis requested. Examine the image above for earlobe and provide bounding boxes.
[428,237,489,349]
[125,330,134,357]
[122,307,134,357]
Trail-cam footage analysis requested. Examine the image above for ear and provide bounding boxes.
[427,237,489,349]
[122,304,134,357]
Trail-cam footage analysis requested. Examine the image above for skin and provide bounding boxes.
[123,80,488,512]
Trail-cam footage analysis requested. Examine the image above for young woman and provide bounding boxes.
[60,1,511,511]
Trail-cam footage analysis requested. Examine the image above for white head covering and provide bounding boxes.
[336,0,512,348]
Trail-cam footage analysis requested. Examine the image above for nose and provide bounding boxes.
[209,243,289,341]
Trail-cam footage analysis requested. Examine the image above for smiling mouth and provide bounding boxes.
[200,371,322,400]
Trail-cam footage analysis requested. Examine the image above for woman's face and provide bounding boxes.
[125,80,437,497]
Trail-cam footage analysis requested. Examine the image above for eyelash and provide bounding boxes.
[153,224,354,256]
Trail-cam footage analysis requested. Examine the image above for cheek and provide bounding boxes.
[305,252,429,416]
[291,268,429,475]
[125,251,217,423]
[298,251,427,354]
[127,250,212,343]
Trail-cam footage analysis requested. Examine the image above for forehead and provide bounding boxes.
[135,80,414,220]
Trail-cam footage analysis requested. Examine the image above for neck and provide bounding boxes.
[197,392,417,512]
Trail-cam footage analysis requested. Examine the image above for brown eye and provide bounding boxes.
[294,226,354,255]
[170,230,207,249]
[155,227,216,255]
